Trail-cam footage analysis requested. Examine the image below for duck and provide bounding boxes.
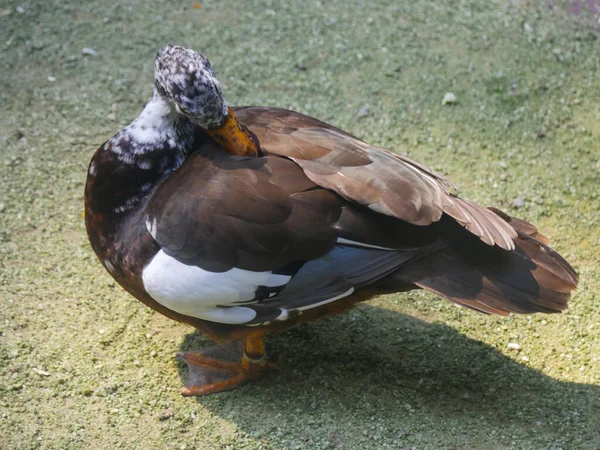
[85,45,578,396]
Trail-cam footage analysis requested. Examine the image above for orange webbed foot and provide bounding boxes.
[177,332,276,396]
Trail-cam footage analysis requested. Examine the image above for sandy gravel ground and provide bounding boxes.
[1,0,599,448]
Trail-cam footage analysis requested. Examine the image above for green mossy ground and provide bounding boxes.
[1,0,599,448]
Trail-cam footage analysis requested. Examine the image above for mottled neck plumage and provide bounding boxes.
[108,89,195,164]
[86,90,201,220]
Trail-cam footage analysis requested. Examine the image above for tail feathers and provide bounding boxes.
[395,225,578,316]
[488,206,578,289]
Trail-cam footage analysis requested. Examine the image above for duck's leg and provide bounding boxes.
[177,330,276,396]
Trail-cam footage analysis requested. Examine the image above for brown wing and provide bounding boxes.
[144,137,576,324]
[143,142,445,324]
[146,144,344,272]
[234,106,517,251]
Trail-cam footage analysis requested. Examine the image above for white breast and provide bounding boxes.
[142,250,291,324]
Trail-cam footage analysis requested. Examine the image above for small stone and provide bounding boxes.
[33,368,50,376]
[442,92,457,105]
[82,47,97,56]
[47,76,56,82]
[16,5,24,13]
[107,112,116,121]
[511,197,525,209]
[507,342,521,351]
[0,203,5,212]
[523,22,532,33]
[356,104,369,119]
[158,408,174,421]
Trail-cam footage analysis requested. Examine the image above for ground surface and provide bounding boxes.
[1,0,599,449]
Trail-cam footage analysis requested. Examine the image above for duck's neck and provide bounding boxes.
[85,90,201,228]
[110,89,196,165]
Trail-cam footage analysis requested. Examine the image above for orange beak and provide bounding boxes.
[205,108,261,157]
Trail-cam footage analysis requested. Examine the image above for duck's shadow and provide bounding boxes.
[178,304,600,446]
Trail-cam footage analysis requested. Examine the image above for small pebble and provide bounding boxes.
[442,92,457,105]
[158,408,174,420]
[16,5,24,13]
[507,342,521,351]
[356,105,370,119]
[511,197,525,208]
[82,47,97,56]
[47,76,56,82]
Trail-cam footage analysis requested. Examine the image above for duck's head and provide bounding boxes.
[154,45,260,157]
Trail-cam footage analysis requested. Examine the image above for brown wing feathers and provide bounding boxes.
[231,106,577,315]
[147,142,344,272]
[147,106,576,319]
[487,206,550,245]
[443,196,517,250]
[236,106,518,251]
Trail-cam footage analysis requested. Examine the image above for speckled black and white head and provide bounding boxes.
[154,45,228,130]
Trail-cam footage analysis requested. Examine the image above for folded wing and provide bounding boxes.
[143,143,442,325]
[236,106,517,250]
